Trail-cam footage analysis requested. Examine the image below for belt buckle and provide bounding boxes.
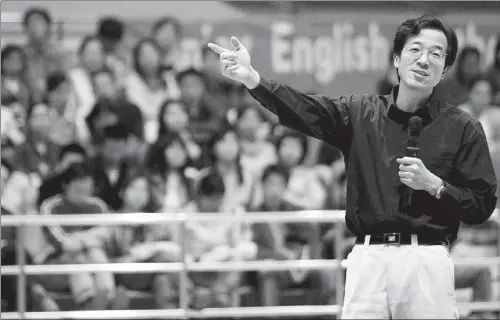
[383,232,400,245]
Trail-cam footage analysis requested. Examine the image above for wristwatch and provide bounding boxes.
[435,181,446,199]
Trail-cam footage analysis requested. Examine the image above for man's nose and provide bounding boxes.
[416,53,430,68]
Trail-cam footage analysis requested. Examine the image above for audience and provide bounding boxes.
[0,6,498,317]
[251,164,334,306]
[38,162,115,310]
[184,170,257,309]
[82,171,181,309]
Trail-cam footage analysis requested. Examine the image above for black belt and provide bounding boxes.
[355,233,449,246]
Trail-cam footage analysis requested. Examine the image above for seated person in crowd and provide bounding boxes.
[183,170,257,309]
[176,68,224,147]
[251,164,335,306]
[91,123,136,210]
[457,76,495,120]
[38,162,115,310]
[38,143,87,206]
[82,171,181,309]
[145,132,196,213]
[233,104,277,180]
[1,160,59,312]
[155,99,202,167]
[274,131,328,210]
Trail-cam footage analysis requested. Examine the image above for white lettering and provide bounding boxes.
[292,36,314,73]
[368,21,389,71]
[354,36,369,72]
[314,36,335,84]
[271,22,293,73]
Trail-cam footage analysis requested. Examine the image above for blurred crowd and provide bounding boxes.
[0,6,499,318]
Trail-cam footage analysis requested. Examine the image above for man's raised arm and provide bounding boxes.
[208,37,356,153]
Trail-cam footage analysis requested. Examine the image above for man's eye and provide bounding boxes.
[409,48,420,53]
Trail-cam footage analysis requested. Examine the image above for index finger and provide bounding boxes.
[207,43,229,55]
[396,157,420,164]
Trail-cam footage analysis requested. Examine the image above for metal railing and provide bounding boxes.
[1,210,499,319]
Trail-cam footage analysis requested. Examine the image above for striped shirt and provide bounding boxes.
[39,195,108,260]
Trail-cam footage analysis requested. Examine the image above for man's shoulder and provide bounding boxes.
[440,102,481,127]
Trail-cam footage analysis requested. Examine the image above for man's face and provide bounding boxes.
[101,138,126,163]
[461,53,480,81]
[278,136,303,167]
[3,50,24,75]
[394,29,448,93]
[82,39,105,73]
[262,173,287,208]
[469,80,492,107]
[238,108,262,137]
[198,194,223,213]
[179,75,205,102]
[25,13,49,42]
[155,23,179,52]
[65,176,94,202]
[28,103,51,135]
[162,102,188,132]
[49,82,71,113]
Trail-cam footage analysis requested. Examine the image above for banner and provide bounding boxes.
[174,13,499,96]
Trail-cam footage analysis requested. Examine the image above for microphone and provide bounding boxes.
[399,116,423,213]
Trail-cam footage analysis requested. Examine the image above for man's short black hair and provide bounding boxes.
[59,143,87,161]
[22,7,52,27]
[97,17,124,42]
[261,164,290,184]
[392,15,458,70]
[61,162,92,186]
[198,171,225,197]
[102,123,129,141]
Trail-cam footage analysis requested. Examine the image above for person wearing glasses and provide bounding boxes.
[207,15,497,319]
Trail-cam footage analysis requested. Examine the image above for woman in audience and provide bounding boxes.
[155,99,201,166]
[124,38,181,142]
[183,170,256,309]
[68,35,107,143]
[1,45,31,108]
[485,35,500,105]
[233,104,277,179]
[14,101,61,182]
[441,46,482,106]
[146,132,195,213]
[274,131,328,210]
[458,76,495,119]
[205,126,256,212]
[45,71,80,145]
[151,16,184,71]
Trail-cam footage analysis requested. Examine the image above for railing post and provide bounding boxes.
[334,221,345,315]
[179,215,189,314]
[15,224,27,319]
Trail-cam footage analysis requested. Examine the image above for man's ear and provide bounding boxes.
[441,66,450,80]
[393,54,400,69]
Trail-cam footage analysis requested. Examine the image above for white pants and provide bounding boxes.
[341,236,459,319]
